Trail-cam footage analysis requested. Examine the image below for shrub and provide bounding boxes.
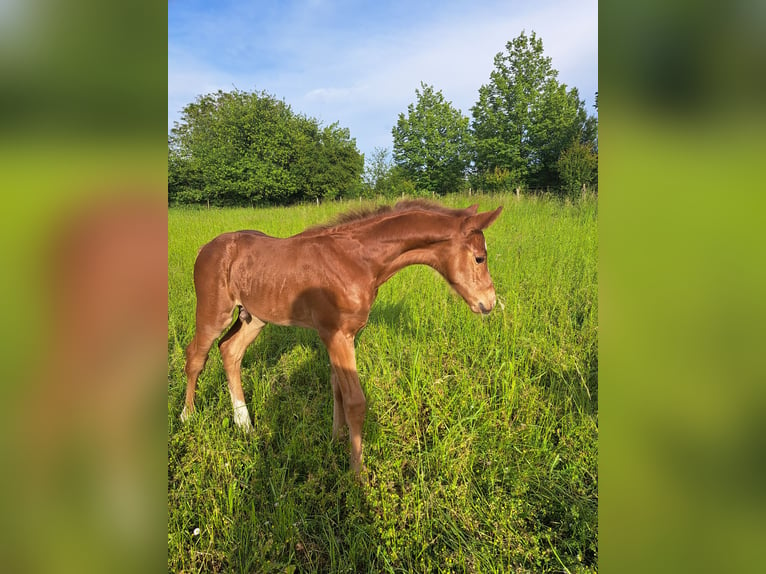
[557,141,598,197]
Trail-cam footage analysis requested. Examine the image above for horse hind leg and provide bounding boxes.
[181,305,235,422]
[218,309,265,432]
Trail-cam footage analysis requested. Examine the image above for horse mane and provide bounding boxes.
[302,199,460,234]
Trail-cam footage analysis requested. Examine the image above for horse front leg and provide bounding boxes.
[183,309,235,421]
[330,368,347,440]
[322,331,366,474]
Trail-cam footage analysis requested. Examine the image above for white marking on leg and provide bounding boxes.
[231,397,253,431]
[180,405,191,422]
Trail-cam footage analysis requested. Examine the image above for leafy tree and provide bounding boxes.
[363,147,391,194]
[557,140,598,197]
[169,89,363,205]
[469,166,515,194]
[392,83,472,195]
[293,122,364,201]
[168,140,204,204]
[361,147,411,198]
[471,31,596,191]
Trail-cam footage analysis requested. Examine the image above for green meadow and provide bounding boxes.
[168,194,598,573]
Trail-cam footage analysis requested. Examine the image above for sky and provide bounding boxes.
[168,0,598,160]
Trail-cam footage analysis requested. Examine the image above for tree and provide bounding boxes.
[557,140,598,197]
[362,147,391,197]
[392,83,472,195]
[293,122,365,201]
[363,147,389,191]
[168,139,204,204]
[471,31,596,191]
[168,89,363,205]
[361,147,412,198]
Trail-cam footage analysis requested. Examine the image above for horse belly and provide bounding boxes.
[229,238,371,332]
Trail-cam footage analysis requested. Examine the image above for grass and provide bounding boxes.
[168,193,598,573]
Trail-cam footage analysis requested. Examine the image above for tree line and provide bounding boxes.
[169,31,597,206]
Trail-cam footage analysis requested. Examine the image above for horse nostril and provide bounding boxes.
[478,302,491,314]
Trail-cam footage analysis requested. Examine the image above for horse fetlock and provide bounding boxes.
[350,452,365,476]
[180,404,193,422]
[232,399,253,431]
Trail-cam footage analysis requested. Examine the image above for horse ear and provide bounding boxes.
[462,206,503,233]
[463,204,479,215]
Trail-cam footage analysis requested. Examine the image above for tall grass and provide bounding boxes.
[168,193,598,573]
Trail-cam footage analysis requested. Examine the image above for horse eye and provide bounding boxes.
[475,256,485,264]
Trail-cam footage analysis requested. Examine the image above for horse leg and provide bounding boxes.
[330,368,347,439]
[182,307,233,421]
[218,313,265,432]
[322,331,366,474]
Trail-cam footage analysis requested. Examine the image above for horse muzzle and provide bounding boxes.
[473,291,496,315]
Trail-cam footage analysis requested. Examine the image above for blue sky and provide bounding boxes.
[168,0,597,159]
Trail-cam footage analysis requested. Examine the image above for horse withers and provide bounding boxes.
[182,200,503,474]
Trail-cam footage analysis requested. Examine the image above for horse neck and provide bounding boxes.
[354,211,457,287]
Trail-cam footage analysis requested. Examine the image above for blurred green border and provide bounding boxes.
[0,2,167,574]
[601,1,766,572]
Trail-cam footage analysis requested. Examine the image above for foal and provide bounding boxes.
[182,200,502,473]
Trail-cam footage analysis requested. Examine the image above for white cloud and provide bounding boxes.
[304,85,368,103]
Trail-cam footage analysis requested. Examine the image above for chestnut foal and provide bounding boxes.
[181,200,502,473]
